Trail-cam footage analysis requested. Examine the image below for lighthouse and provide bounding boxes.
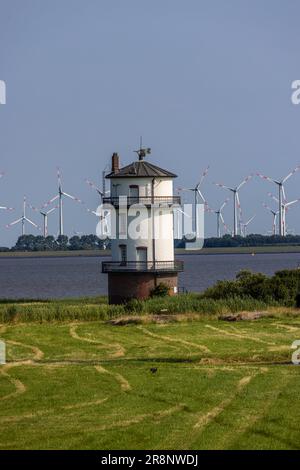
[102,146,184,304]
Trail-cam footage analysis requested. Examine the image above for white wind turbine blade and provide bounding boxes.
[256,172,279,185]
[27,203,39,213]
[214,182,234,191]
[6,218,22,228]
[174,207,191,218]
[46,207,57,215]
[196,188,206,203]
[221,217,229,233]
[62,192,85,204]
[220,197,230,212]
[262,202,276,214]
[268,192,279,204]
[262,202,271,211]
[85,179,104,197]
[57,167,62,188]
[236,192,242,211]
[282,165,300,184]
[245,214,256,226]
[25,217,38,228]
[285,199,300,208]
[0,205,14,211]
[236,174,253,191]
[42,195,59,208]
[86,208,98,216]
[197,165,210,188]
[282,185,287,203]
[178,187,194,192]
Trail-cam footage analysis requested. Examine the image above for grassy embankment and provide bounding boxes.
[1,309,300,450]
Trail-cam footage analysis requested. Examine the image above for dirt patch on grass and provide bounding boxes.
[69,324,126,358]
[95,365,131,391]
[138,326,211,354]
[220,311,267,321]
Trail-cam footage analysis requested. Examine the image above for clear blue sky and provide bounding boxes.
[1,0,300,245]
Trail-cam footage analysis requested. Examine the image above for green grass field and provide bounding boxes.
[1,314,300,450]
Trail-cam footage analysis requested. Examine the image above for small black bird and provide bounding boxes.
[150,367,158,374]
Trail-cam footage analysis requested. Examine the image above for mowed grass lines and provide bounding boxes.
[0,318,300,449]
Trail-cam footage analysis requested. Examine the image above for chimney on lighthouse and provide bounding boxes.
[111,153,120,174]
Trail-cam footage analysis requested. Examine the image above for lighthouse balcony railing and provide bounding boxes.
[102,260,184,273]
[102,196,181,207]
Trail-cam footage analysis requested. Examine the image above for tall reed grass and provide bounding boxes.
[0,294,275,323]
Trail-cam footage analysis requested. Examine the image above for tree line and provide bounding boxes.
[1,233,300,252]
[0,234,110,252]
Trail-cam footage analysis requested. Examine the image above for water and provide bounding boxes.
[0,252,299,299]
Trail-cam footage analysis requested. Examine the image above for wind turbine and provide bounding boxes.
[44,168,85,236]
[6,196,38,236]
[178,166,209,233]
[262,203,279,236]
[206,198,229,238]
[257,166,300,236]
[28,203,57,237]
[214,175,253,237]
[268,192,300,236]
[240,214,256,237]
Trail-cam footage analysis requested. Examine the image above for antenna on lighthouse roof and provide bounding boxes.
[134,136,151,161]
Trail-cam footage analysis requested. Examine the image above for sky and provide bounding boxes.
[1,0,300,246]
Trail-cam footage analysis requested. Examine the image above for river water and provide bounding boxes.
[0,252,299,299]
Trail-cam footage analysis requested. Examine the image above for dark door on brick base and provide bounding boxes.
[136,247,147,270]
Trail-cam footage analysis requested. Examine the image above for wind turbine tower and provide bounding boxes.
[214,175,253,237]
[179,166,209,234]
[28,203,57,237]
[240,215,256,237]
[206,198,229,238]
[268,193,300,237]
[257,166,300,236]
[6,197,38,236]
[262,203,278,236]
[44,168,84,236]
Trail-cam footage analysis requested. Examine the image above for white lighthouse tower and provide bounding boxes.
[102,146,184,304]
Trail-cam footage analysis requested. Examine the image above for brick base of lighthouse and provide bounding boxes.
[107,272,178,304]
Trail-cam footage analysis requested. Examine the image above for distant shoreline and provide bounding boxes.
[1,245,300,259]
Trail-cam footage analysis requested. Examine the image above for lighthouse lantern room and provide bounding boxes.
[102,146,184,304]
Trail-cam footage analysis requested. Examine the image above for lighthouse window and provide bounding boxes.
[146,183,151,197]
[119,213,127,236]
[119,245,127,265]
[129,185,139,203]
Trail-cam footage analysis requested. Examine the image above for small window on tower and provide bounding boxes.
[119,245,127,265]
[119,213,127,236]
[129,185,139,203]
